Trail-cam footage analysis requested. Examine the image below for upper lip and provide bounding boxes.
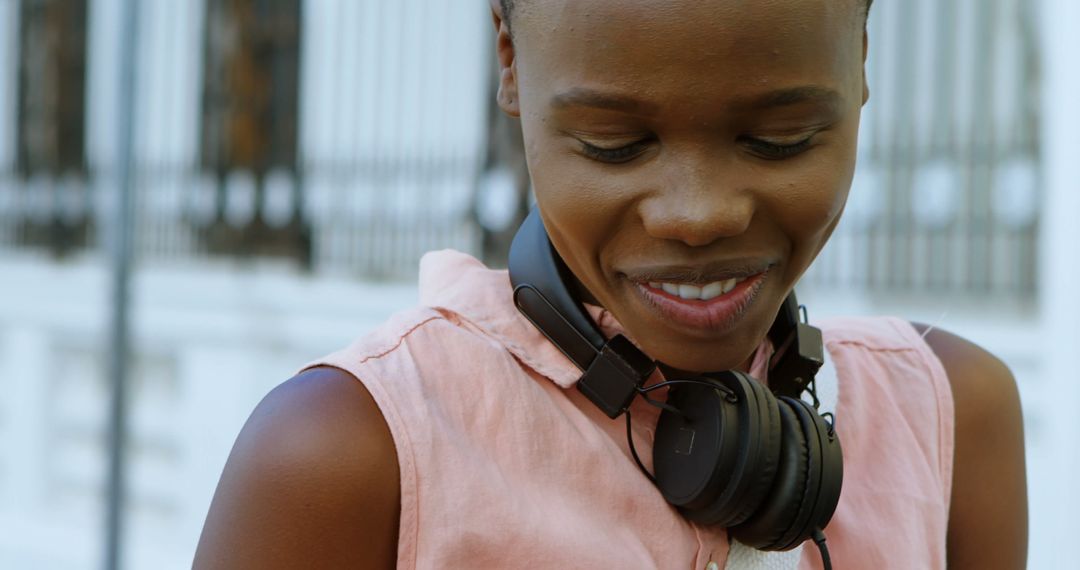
[620,257,775,285]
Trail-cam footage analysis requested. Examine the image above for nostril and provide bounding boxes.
[640,205,755,247]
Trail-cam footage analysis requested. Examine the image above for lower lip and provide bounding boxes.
[632,271,769,334]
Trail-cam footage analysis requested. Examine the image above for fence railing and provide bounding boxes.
[0,0,491,278]
[802,0,1041,297]
[0,0,1042,295]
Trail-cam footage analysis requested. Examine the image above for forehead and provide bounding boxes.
[513,0,863,107]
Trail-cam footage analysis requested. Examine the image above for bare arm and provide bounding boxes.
[914,324,1028,569]
[193,366,400,569]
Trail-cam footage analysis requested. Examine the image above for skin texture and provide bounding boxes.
[913,324,1029,569]
[193,1,1027,567]
[193,367,400,569]
[497,0,868,373]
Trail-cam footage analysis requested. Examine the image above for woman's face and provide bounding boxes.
[494,0,868,372]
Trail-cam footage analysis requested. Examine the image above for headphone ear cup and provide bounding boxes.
[653,371,781,527]
[796,396,844,540]
[699,371,782,527]
[653,380,741,517]
[730,396,843,551]
[728,398,810,549]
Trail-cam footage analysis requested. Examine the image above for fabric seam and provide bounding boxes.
[353,362,421,570]
[351,313,447,366]
[426,305,579,387]
[824,339,921,354]
[301,312,453,570]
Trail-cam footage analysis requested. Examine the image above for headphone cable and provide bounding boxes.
[811,528,832,570]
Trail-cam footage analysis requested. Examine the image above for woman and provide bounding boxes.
[194,1,1027,567]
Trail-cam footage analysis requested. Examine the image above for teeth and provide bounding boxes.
[677,284,702,299]
[700,281,724,300]
[649,278,743,300]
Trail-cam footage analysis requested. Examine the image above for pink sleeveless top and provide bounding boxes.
[303,250,954,569]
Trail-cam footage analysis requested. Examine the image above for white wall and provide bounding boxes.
[0,253,419,569]
[299,0,490,273]
[1036,0,1080,567]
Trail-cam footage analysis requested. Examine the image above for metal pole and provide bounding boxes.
[105,0,139,567]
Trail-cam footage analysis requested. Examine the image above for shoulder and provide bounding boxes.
[911,323,1028,569]
[193,366,399,569]
[911,323,1023,437]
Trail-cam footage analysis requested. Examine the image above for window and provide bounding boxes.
[13,0,90,257]
[16,0,87,176]
[201,0,300,174]
[199,0,306,263]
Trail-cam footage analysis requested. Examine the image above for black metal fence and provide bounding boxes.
[0,0,1042,295]
[0,0,507,278]
[802,0,1041,297]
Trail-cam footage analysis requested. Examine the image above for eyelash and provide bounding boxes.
[579,135,816,164]
[580,140,653,164]
[743,136,815,160]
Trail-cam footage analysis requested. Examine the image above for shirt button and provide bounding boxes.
[706,562,719,570]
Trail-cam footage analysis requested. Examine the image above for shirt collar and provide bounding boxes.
[418,249,772,389]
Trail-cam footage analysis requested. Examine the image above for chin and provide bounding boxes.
[645,336,762,375]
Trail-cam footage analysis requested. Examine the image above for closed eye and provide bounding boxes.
[579,138,653,164]
[579,134,816,163]
[740,135,815,160]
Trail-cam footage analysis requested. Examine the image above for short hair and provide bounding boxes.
[500,0,875,36]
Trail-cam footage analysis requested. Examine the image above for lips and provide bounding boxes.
[629,268,770,334]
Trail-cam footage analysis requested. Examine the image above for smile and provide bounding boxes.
[632,270,770,333]
[647,278,747,301]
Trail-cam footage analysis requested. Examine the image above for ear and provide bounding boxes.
[490,0,521,117]
[861,29,870,106]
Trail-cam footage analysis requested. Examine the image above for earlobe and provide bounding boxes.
[492,16,521,117]
[497,69,521,117]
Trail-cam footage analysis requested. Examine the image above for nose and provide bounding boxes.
[638,161,756,247]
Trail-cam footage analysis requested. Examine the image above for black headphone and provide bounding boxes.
[507,209,843,564]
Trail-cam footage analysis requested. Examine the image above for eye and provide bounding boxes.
[579,138,653,164]
[741,135,815,160]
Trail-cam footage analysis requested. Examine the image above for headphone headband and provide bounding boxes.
[508,210,606,370]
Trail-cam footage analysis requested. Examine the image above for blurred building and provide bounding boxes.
[0,0,497,277]
[0,0,1074,568]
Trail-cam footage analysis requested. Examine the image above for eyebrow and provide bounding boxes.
[549,85,842,115]
[549,88,660,115]
[742,86,844,110]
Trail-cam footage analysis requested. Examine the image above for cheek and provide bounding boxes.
[524,129,637,258]
[522,126,621,290]
[773,148,856,271]
[786,169,850,233]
